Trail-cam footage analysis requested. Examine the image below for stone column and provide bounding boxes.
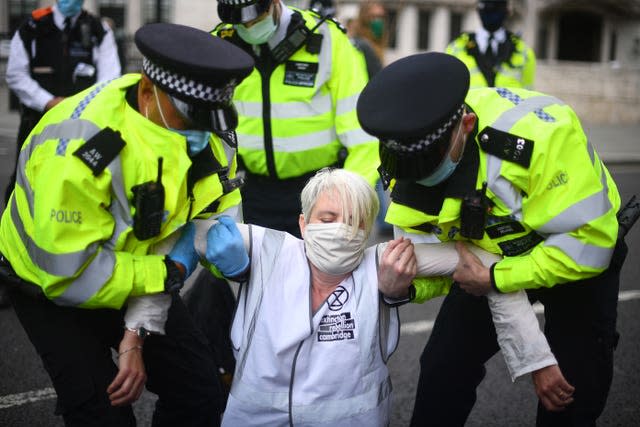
[430,6,450,52]
[396,4,418,57]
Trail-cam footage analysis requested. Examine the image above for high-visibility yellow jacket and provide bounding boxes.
[215,8,379,186]
[0,74,241,309]
[446,31,536,89]
[386,87,620,302]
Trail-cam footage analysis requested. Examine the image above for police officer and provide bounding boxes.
[2,0,121,308]
[446,0,535,89]
[357,52,627,426]
[4,0,121,206]
[214,0,379,237]
[0,23,253,426]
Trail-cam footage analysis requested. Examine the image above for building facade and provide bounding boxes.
[1,0,639,123]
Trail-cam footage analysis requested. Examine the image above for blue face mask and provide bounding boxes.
[58,0,83,17]
[152,86,212,156]
[173,129,212,155]
[416,121,465,187]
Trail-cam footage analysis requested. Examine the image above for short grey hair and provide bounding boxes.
[300,168,379,238]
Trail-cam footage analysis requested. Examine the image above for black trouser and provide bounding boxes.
[410,239,628,427]
[10,290,223,427]
[182,269,237,407]
[241,171,317,238]
[5,108,42,205]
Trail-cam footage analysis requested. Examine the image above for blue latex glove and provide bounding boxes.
[206,215,249,278]
[168,222,199,279]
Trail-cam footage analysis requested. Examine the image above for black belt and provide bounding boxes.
[0,253,45,299]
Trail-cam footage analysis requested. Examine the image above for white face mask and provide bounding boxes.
[303,222,367,276]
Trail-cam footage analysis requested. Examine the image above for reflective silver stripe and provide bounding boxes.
[316,18,332,87]
[587,140,596,165]
[9,195,99,277]
[105,155,132,250]
[492,95,564,131]
[338,127,375,147]
[485,154,523,220]
[538,172,612,234]
[236,228,285,377]
[236,94,333,119]
[16,119,101,218]
[10,119,104,277]
[543,233,613,269]
[239,128,338,152]
[53,249,116,306]
[335,93,359,116]
[231,373,392,423]
[293,376,391,422]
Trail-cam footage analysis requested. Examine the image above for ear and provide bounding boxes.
[298,214,306,237]
[462,112,477,134]
[138,75,154,115]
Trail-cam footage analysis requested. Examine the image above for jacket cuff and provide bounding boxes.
[130,255,165,297]
[490,262,501,293]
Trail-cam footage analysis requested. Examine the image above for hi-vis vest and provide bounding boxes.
[0,74,241,309]
[223,226,399,426]
[446,32,536,89]
[387,87,620,299]
[216,8,379,186]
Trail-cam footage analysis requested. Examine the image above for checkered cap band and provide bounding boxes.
[218,0,258,5]
[142,57,237,106]
[381,105,465,153]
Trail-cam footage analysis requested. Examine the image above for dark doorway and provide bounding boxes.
[557,11,602,62]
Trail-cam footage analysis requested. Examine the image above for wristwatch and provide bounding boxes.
[382,284,416,307]
[163,256,184,294]
[125,326,151,339]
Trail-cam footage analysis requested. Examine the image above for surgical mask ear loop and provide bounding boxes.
[153,85,171,129]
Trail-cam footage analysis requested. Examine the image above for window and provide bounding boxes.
[557,12,603,62]
[609,31,617,62]
[449,11,463,42]
[386,8,398,49]
[536,25,548,60]
[98,0,127,71]
[418,10,431,51]
[8,0,38,34]
[144,0,171,24]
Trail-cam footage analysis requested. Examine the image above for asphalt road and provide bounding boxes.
[0,130,639,426]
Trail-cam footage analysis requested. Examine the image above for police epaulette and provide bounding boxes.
[31,7,53,21]
[478,126,534,168]
[327,16,347,33]
[73,127,126,176]
[307,9,346,33]
[213,22,235,38]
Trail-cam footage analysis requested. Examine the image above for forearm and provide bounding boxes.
[487,290,556,381]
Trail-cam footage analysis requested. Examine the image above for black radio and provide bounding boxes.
[460,182,488,240]
[132,158,165,240]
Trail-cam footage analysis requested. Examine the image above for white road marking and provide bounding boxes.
[2,290,640,410]
[0,387,56,409]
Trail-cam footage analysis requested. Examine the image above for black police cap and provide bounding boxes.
[357,52,470,181]
[135,23,254,111]
[217,0,273,25]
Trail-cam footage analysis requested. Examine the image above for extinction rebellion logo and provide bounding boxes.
[318,286,355,342]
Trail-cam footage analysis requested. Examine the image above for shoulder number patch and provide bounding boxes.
[73,127,126,176]
[478,126,534,168]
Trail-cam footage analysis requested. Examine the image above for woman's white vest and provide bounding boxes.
[223,226,400,426]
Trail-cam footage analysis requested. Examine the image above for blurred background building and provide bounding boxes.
[1,0,639,123]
